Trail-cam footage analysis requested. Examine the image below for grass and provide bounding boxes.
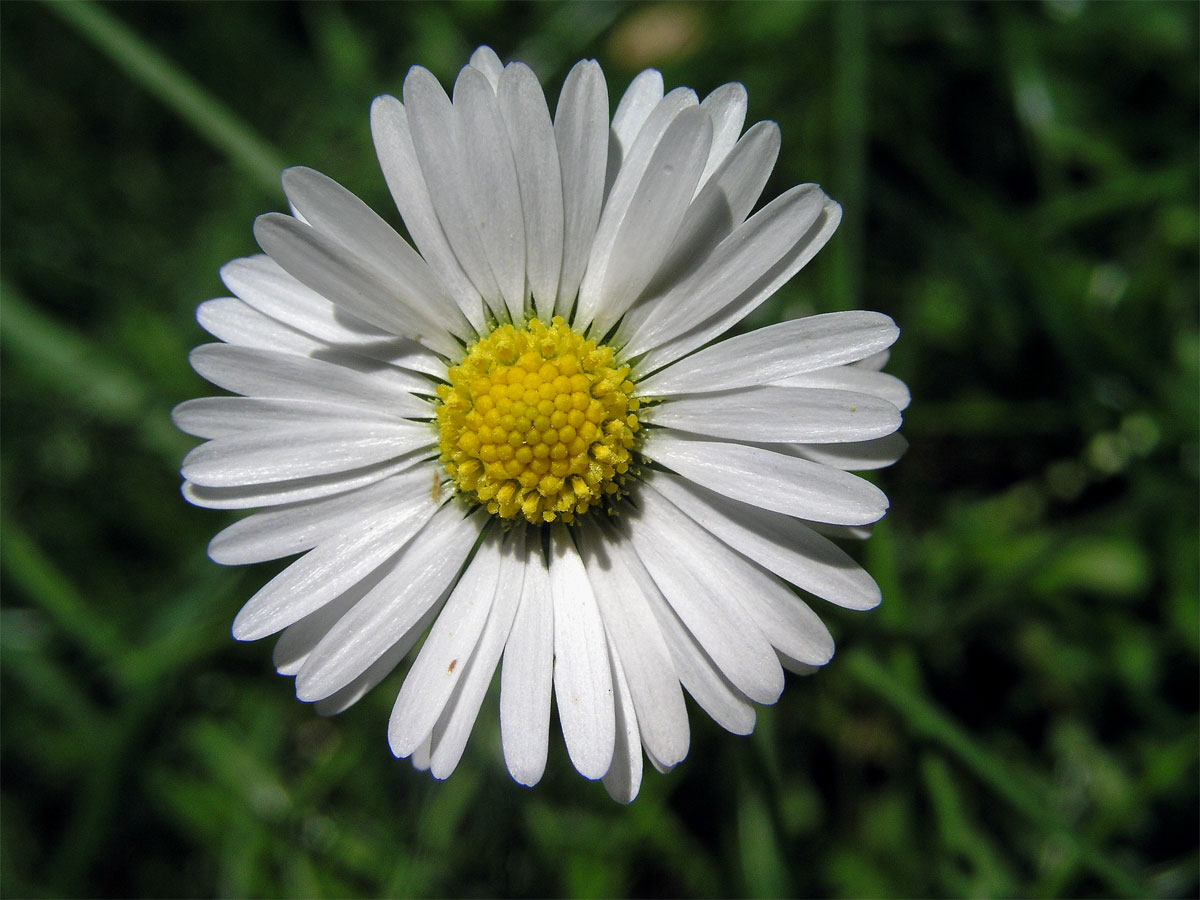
[2,1,1196,897]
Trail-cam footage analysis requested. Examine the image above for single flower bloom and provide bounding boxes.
[174,46,908,803]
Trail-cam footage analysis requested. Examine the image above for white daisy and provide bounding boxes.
[174,45,908,803]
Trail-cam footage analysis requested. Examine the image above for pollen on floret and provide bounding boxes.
[435,317,639,524]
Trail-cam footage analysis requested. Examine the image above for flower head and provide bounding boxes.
[174,46,908,802]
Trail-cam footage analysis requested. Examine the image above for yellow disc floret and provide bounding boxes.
[436,317,640,524]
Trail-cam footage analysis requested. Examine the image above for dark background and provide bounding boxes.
[2,1,1197,896]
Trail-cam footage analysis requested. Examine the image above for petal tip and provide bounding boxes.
[230,613,267,642]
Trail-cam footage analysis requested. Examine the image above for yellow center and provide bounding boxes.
[435,317,640,524]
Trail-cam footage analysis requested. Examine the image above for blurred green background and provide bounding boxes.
[2,1,1196,897]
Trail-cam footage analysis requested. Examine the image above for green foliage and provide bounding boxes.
[2,1,1196,897]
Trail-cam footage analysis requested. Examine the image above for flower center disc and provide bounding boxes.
[436,317,640,524]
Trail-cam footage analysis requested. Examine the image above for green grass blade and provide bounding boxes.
[845,650,1150,898]
[0,280,193,464]
[827,0,869,311]
[0,515,129,663]
[43,0,285,193]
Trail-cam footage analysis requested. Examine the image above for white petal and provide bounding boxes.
[633,121,780,305]
[427,527,527,780]
[454,66,527,322]
[188,343,430,417]
[231,490,442,640]
[811,522,874,541]
[643,741,676,776]
[641,577,757,735]
[409,734,433,771]
[197,298,324,357]
[208,464,436,564]
[629,196,843,375]
[645,470,881,610]
[498,63,564,321]
[173,396,426,440]
[280,166,470,342]
[220,256,444,376]
[222,255,381,340]
[609,69,665,176]
[370,96,487,333]
[636,312,900,397]
[584,107,714,339]
[182,420,432,488]
[640,386,902,444]
[601,639,643,804]
[404,66,503,310]
[314,597,441,716]
[575,87,698,330]
[621,185,830,363]
[623,509,784,704]
[253,212,463,358]
[272,575,376,676]
[468,46,503,88]
[697,82,747,190]
[596,515,756,733]
[775,365,911,411]
[778,651,822,676]
[554,60,609,313]
[294,504,486,701]
[198,297,437,382]
[182,455,422,510]
[636,485,836,666]
[500,539,554,787]
[388,529,505,757]
[643,431,889,526]
[548,523,615,780]
[579,517,689,769]
[855,349,891,371]
[794,432,910,471]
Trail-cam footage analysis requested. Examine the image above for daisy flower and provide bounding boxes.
[174,46,908,803]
